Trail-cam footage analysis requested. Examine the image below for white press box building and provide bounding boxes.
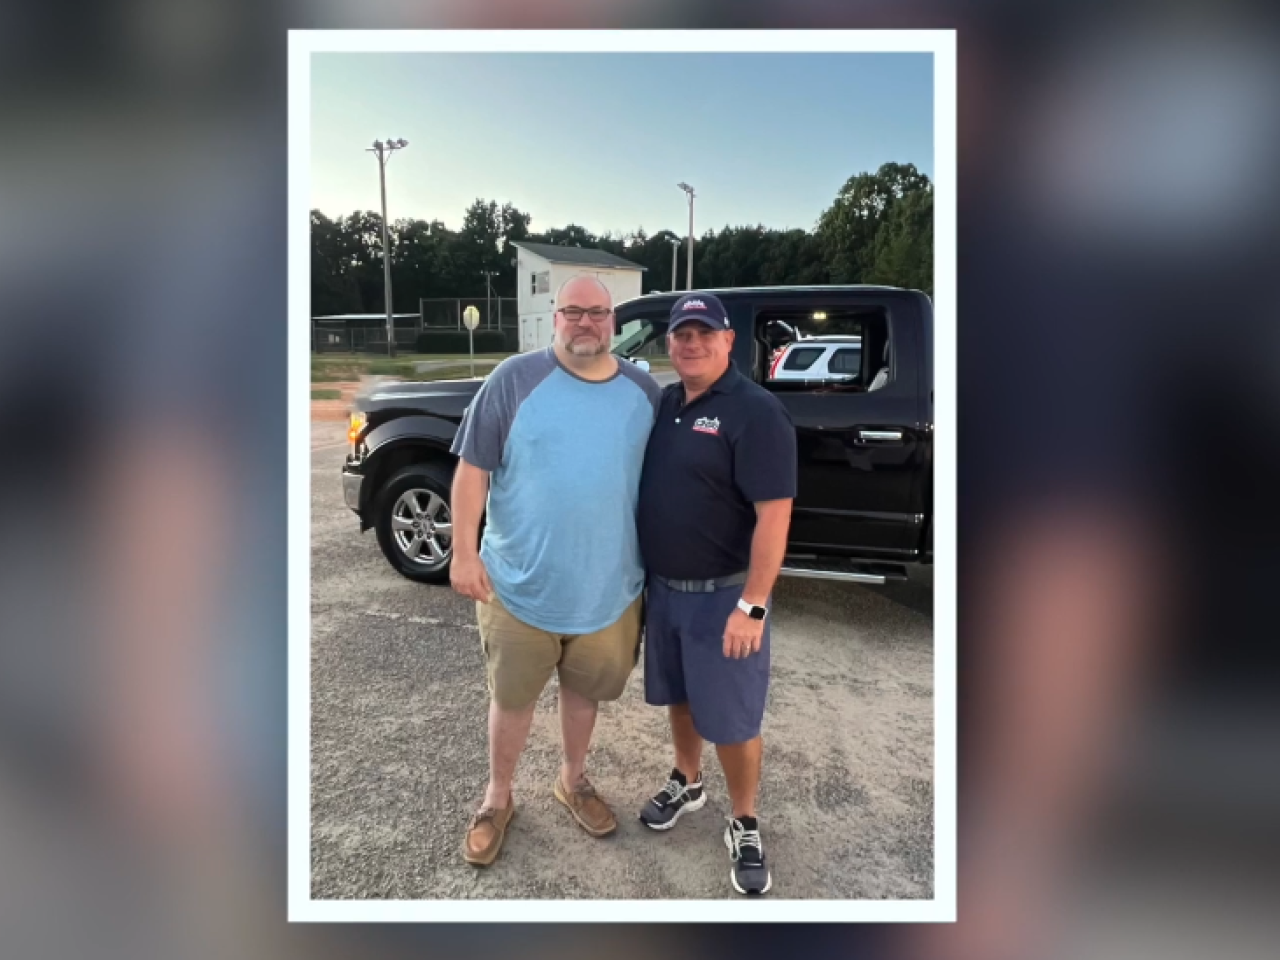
[512,241,647,352]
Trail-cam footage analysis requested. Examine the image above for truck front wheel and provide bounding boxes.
[373,465,454,584]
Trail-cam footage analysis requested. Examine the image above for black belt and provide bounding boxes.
[651,571,749,593]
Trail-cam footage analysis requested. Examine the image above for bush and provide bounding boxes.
[414,330,509,354]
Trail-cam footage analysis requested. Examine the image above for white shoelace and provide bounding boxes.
[659,779,688,804]
[728,819,763,861]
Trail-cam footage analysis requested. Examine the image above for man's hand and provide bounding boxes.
[451,551,494,603]
[723,607,765,659]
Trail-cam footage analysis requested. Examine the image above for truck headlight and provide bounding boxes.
[348,411,367,447]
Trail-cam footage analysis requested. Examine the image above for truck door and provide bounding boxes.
[750,292,931,561]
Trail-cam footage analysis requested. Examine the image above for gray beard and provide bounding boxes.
[565,338,607,357]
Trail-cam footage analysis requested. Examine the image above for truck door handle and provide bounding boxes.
[857,429,903,442]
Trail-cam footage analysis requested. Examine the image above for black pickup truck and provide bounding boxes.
[341,285,933,586]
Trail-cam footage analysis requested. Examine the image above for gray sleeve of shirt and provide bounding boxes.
[450,349,557,470]
[616,360,662,417]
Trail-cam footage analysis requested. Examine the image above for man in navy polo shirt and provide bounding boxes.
[636,292,796,896]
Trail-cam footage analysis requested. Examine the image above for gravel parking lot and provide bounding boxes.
[310,420,934,900]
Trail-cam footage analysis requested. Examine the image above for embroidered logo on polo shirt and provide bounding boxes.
[692,416,721,435]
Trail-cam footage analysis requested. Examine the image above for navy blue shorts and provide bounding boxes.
[643,576,771,745]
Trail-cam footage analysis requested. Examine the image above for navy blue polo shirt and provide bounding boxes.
[638,363,798,579]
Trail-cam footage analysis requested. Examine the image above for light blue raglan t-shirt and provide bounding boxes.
[450,347,661,633]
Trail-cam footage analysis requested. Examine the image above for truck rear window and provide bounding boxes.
[828,348,862,375]
[783,347,824,371]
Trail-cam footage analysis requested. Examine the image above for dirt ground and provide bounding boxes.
[311,381,362,421]
[309,419,934,900]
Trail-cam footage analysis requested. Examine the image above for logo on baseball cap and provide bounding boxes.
[669,292,730,332]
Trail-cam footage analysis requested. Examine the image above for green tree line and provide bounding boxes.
[311,162,932,316]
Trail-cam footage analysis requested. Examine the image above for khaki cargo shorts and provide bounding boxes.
[476,593,643,709]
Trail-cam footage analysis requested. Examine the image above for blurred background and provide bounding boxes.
[1,1,1278,958]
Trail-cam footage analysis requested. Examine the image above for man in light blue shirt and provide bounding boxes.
[449,274,660,866]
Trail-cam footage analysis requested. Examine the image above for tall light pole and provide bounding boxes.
[677,182,695,290]
[666,235,680,292]
[481,270,498,331]
[368,138,409,357]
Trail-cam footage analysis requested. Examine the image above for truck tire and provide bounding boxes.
[373,464,455,584]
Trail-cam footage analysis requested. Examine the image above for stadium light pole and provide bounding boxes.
[481,270,498,331]
[368,138,409,357]
[667,235,681,292]
[677,182,695,290]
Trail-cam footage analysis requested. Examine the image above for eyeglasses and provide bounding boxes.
[556,307,613,323]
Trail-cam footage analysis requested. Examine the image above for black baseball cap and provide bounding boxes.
[668,292,730,332]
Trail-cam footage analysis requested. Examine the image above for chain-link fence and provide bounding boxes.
[419,297,516,332]
[312,299,518,354]
[311,320,419,354]
[312,320,350,353]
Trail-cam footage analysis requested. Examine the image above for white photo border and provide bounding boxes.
[289,28,957,924]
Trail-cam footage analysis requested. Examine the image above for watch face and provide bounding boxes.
[748,606,766,620]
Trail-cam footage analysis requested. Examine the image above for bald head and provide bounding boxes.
[555,273,613,310]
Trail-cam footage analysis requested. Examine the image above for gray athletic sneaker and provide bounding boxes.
[639,768,706,831]
[725,815,772,895]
